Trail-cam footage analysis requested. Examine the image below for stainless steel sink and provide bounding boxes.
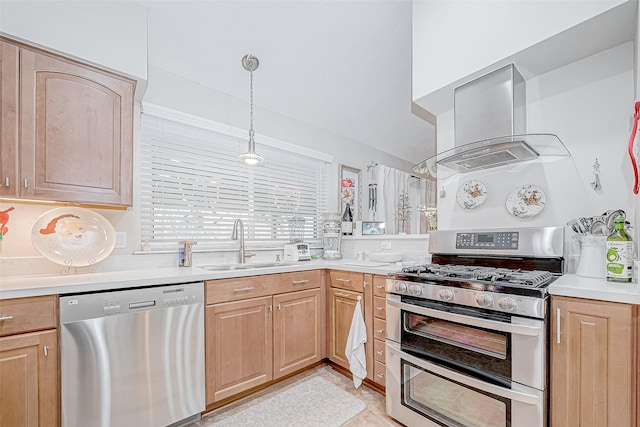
[198,261,299,271]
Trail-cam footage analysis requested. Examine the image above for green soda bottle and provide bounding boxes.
[605,217,633,282]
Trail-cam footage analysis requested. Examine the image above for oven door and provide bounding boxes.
[386,294,547,390]
[386,340,545,427]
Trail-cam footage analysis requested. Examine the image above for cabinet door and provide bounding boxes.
[551,296,636,427]
[206,296,273,404]
[273,289,321,379]
[328,287,363,370]
[0,40,19,198]
[19,47,134,205]
[0,330,58,427]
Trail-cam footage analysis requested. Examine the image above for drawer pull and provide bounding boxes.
[0,315,14,321]
[376,285,384,289]
[376,329,384,333]
[376,350,384,355]
[292,280,309,284]
[335,278,351,283]
[233,286,255,292]
[376,306,384,311]
[376,373,384,378]
[335,292,351,298]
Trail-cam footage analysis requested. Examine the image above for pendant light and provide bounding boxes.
[239,54,264,166]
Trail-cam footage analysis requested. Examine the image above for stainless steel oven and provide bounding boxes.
[385,227,564,427]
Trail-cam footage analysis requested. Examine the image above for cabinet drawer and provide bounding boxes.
[373,360,386,387]
[373,296,386,319]
[0,295,57,337]
[206,275,278,304]
[328,270,363,292]
[374,339,385,363]
[275,270,321,293]
[373,318,386,341]
[373,275,387,297]
[206,271,322,305]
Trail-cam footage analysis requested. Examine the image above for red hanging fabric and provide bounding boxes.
[629,101,640,195]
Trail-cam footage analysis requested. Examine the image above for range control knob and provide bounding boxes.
[409,284,422,296]
[475,293,494,307]
[395,282,407,293]
[438,288,454,302]
[498,297,517,311]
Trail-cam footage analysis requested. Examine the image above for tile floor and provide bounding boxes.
[197,364,403,426]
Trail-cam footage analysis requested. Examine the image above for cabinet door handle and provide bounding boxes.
[276,303,281,310]
[556,308,561,344]
[43,345,48,357]
[376,329,384,333]
[376,373,384,378]
[268,304,273,312]
[363,281,368,288]
[0,315,14,321]
[23,178,28,188]
[376,285,384,289]
[335,278,351,283]
[292,280,309,284]
[376,350,384,355]
[4,177,8,187]
[233,286,255,292]
[376,306,384,311]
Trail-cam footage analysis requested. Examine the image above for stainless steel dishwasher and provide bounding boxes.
[60,282,205,427]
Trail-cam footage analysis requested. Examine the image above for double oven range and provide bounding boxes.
[385,227,564,427]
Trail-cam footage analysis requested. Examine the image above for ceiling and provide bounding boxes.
[137,0,436,163]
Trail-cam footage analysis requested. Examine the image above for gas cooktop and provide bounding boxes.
[400,264,555,288]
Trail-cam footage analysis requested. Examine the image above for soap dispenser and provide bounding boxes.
[179,240,197,267]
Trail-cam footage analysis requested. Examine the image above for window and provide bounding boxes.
[140,112,327,246]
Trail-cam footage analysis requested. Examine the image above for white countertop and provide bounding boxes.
[548,274,640,304]
[0,259,402,299]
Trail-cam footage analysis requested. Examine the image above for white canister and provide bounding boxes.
[575,235,607,278]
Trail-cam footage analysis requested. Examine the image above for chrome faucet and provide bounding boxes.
[231,218,254,263]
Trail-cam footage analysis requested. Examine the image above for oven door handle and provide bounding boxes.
[387,298,541,337]
[387,340,540,405]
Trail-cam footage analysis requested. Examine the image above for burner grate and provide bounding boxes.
[401,264,555,288]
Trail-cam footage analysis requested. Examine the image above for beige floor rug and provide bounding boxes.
[208,376,366,427]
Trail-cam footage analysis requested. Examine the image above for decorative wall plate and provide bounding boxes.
[505,184,547,218]
[456,180,488,209]
[31,207,116,267]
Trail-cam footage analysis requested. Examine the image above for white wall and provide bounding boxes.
[437,43,638,237]
[0,0,148,95]
[412,0,630,114]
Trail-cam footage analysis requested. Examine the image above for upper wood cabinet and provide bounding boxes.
[0,37,135,206]
[551,296,637,427]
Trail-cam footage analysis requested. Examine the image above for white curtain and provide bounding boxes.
[373,165,426,234]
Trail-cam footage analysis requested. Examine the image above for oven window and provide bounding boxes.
[406,313,507,358]
[402,360,510,427]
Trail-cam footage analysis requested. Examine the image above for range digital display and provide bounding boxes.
[455,232,519,249]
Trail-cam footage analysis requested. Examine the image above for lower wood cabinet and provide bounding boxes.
[0,295,58,427]
[328,287,363,370]
[551,296,637,427]
[205,272,322,406]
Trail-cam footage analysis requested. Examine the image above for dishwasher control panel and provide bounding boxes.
[60,282,204,323]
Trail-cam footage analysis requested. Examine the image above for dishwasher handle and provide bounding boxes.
[129,300,156,310]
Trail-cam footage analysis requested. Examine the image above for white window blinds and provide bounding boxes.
[140,114,327,244]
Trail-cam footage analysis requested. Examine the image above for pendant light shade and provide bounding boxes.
[239,54,264,166]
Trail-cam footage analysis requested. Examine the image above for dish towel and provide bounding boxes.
[344,299,367,388]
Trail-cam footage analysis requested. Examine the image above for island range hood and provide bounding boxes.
[413,64,570,179]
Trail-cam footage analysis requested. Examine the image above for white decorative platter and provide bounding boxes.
[31,207,116,267]
[456,180,488,210]
[505,184,547,218]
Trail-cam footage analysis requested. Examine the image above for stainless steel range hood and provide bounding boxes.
[413,64,570,179]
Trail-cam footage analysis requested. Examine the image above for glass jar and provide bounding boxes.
[322,213,342,260]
